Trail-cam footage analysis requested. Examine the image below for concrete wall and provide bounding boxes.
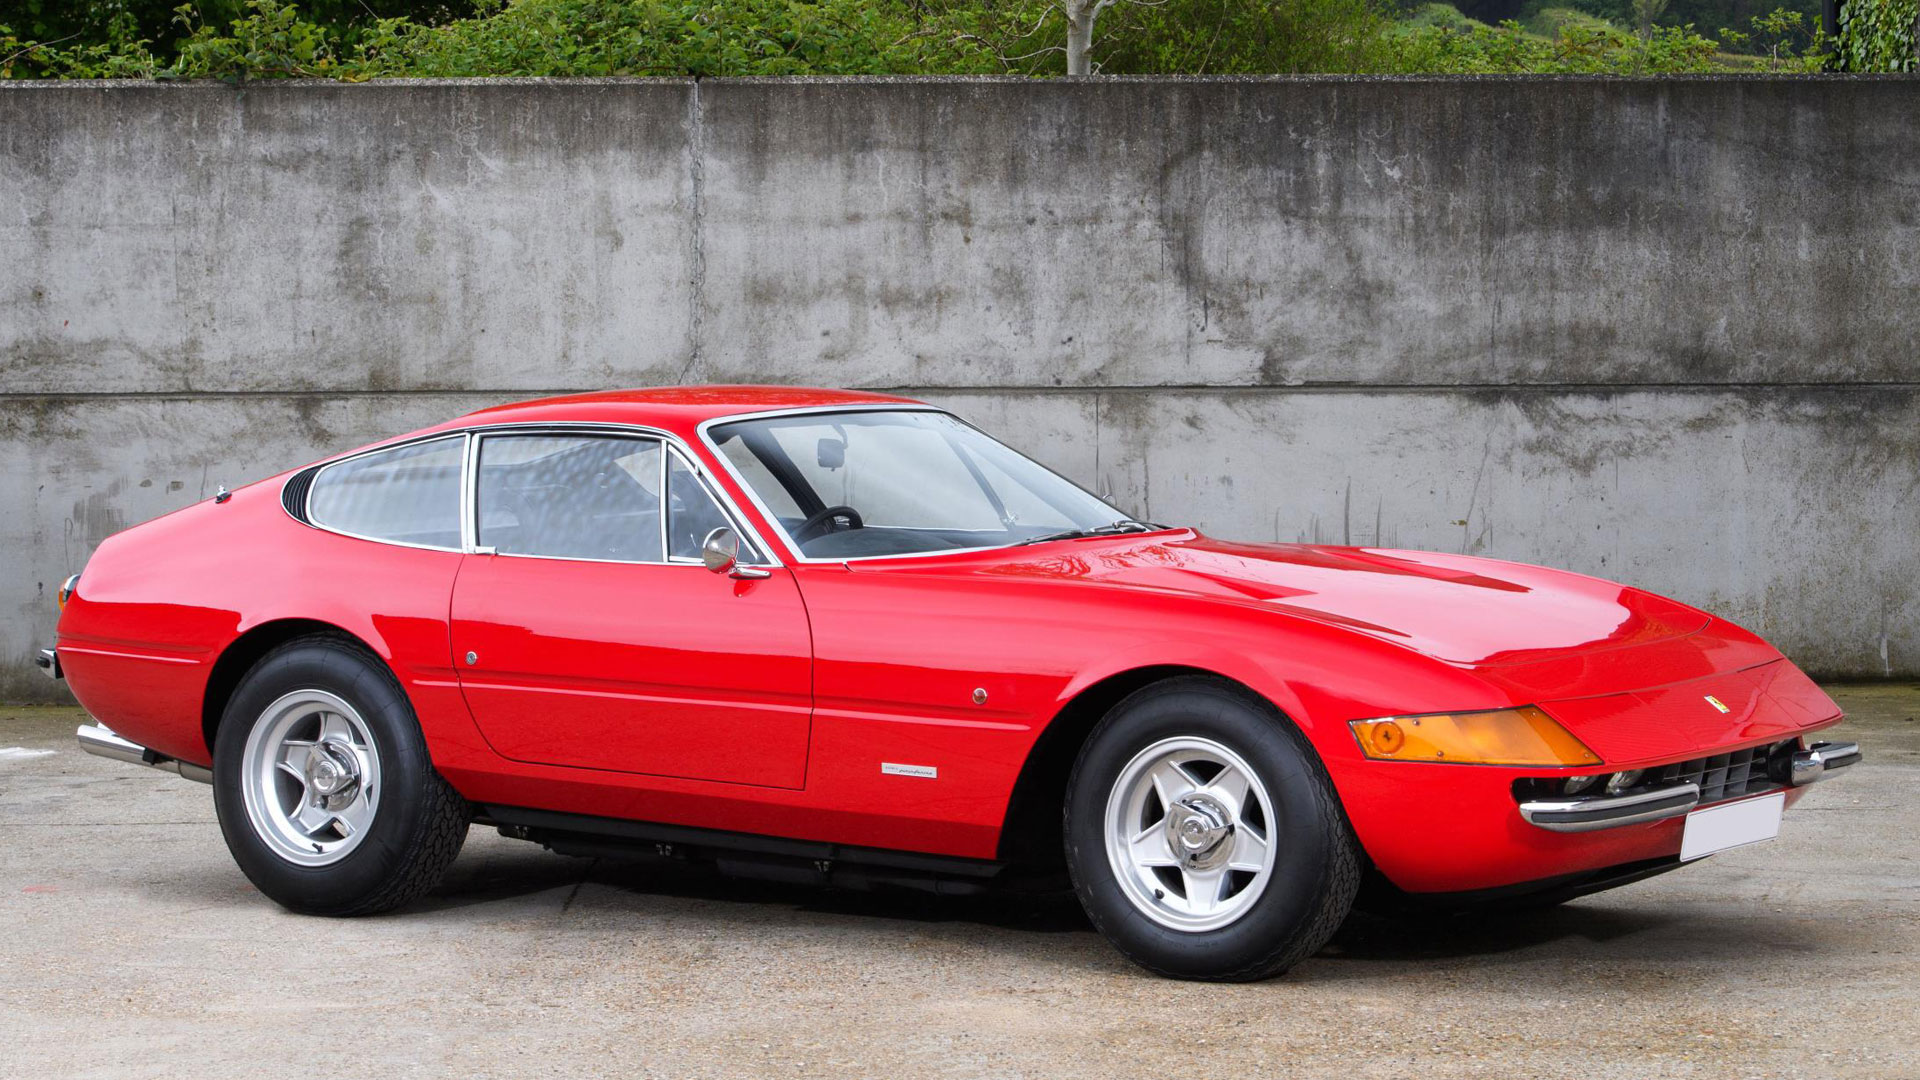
[3,76,1916,699]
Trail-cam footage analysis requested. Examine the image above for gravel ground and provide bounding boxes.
[2,683,1915,1079]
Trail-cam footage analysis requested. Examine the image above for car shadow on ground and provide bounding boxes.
[415,841,1098,933]
[403,838,1789,971]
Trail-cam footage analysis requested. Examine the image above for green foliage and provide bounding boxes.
[0,0,1872,78]
[1390,11,1723,70]
[1401,1,1482,27]
[865,0,1398,75]
[1078,0,1400,74]
[1837,0,1918,69]
[348,0,997,77]
[1743,6,1831,69]
[1,12,157,77]
[1520,5,1615,36]
[170,1,339,78]
[1449,0,1823,54]
[0,0,473,53]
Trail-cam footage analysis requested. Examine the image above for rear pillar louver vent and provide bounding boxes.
[281,465,321,523]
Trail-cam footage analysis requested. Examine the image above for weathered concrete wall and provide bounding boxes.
[3,77,1916,699]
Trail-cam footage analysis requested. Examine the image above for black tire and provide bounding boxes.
[212,634,469,916]
[1063,676,1360,981]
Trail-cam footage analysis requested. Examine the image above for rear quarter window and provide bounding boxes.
[306,436,465,549]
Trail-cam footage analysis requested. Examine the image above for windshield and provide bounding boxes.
[708,410,1136,559]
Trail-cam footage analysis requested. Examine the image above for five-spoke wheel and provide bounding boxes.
[241,689,383,866]
[213,635,468,916]
[1105,737,1276,931]
[1065,676,1360,981]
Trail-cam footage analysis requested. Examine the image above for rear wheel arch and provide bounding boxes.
[996,665,1322,870]
[202,619,386,760]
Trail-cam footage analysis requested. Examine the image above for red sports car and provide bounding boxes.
[44,387,1859,980]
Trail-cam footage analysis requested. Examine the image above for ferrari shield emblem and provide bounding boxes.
[1705,695,1730,714]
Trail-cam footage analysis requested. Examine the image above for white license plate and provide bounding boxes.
[1679,791,1785,861]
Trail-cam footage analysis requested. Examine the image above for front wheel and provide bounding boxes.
[212,635,469,916]
[1064,677,1359,981]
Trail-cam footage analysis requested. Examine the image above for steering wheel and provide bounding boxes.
[794,504,864,543]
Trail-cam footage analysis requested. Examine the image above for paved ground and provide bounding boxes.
[2,684,1915,1079]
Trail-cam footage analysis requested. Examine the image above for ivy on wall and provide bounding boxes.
[1839,0,1920,68]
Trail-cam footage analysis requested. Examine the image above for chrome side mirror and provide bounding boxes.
[701,527,770,579]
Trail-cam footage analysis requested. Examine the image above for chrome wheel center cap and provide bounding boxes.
[305,742,361,806]
[1165,794,1233,871]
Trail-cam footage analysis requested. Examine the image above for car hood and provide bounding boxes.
[890,531,1720,670]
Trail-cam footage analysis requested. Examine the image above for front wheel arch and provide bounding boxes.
[996,666,1331,871]
[1063,674,1362,979]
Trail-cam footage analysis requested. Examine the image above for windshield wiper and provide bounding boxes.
[1015,520,1159,546]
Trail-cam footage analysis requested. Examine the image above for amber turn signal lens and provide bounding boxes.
[1350,706,1601,767]
[57,573,79,611]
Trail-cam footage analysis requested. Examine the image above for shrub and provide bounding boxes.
[1837,0,1918,70]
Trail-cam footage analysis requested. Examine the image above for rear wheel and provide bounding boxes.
[212,635,468,915]
[1064,677,1359,981]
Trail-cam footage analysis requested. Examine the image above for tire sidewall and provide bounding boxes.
[1065,680,1349,979]
[212,640,440,915]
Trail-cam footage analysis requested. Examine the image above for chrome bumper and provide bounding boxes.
[1787,741,1861,785]
[76,723,212,784]
[1520,783,1703,833]
[1520,740,1861,834]
[35,647,61,680]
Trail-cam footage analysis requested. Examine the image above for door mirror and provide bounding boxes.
[700,527,740,575]
[701,526,772,579]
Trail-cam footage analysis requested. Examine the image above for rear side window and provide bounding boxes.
[307,436,465,549]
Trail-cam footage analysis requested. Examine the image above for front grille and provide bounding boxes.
[1649,739,1791,804]
[1512,737,1796,806]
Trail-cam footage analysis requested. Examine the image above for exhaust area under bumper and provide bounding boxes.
[76,723,212,784]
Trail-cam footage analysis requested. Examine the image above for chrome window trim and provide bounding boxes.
[278,420,781,568]
[658,435,673,565]
[460,431,481,553]
[470,429,670,566]
[466,428,775,569]
[695,403,1147,566]
[295,432,471,554]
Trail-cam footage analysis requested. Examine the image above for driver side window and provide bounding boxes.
[476,434,664,562]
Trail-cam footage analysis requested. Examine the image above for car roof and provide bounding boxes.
[445,385,930,434]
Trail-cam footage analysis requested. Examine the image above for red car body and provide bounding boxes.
[54,386,1848,898]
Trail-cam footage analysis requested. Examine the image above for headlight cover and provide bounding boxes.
[1349,706,1601,767]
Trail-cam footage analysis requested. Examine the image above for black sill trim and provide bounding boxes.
[479,803,1009,882]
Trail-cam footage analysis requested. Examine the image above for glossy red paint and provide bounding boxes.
[451,555,814,788]
[55,387,1845,894]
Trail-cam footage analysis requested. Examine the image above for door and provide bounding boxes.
[451,431,813,789]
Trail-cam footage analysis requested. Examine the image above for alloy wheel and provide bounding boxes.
[1103,736,1278,932]
[239,689,383,867]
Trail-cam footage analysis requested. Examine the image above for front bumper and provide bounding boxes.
[1517,740,1861,834]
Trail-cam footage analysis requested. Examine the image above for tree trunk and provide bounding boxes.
[1065,0,1097,75]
